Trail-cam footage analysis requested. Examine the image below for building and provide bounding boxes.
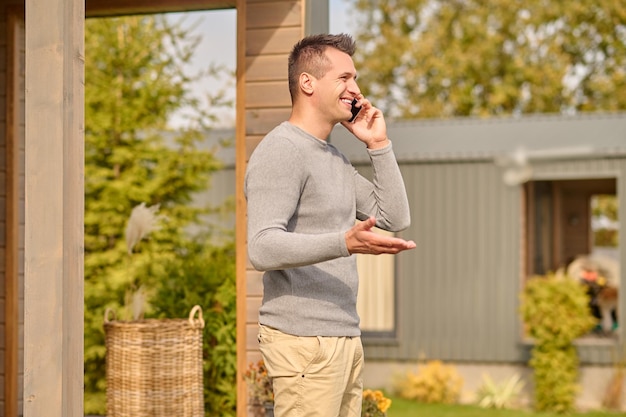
[333,112,626,408]
[225,111,626,409]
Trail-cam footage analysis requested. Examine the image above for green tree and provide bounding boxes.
[84,15,235,414]
[350,0,626,118]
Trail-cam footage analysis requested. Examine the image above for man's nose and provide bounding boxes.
[347,79,360,95]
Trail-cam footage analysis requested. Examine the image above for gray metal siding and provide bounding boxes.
[362,161,524,362]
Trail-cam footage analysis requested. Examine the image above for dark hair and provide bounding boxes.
[288,33,356,102]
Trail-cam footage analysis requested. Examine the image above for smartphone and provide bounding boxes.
[349,98,361,123]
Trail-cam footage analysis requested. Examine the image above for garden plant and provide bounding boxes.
[520,273,596,413]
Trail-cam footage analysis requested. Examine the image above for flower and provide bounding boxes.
[243,360,274,405]
[125,202,162,254]
[362,389,391,417]
[123,202,164,320]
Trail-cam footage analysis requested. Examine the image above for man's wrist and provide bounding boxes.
[366,138,390,150]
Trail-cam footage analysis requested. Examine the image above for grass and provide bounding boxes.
[386,397,626,417]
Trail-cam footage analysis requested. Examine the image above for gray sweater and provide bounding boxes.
[244,122,411,337]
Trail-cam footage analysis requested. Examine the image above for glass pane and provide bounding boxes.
[356,228,395,333]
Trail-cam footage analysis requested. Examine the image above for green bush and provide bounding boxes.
[519,274,596,413]
[394,360,463,404]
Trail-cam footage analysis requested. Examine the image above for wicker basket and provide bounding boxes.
[104,305,205,417]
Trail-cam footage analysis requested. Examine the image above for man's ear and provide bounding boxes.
[299,72,315,96]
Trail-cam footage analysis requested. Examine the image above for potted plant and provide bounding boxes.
[104,203,206,417]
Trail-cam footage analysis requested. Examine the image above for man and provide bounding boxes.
[244,33,415,417]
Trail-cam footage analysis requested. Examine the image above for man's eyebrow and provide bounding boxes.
[339,71,357,79]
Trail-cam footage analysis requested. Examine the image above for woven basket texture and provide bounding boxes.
[104,306,205,417]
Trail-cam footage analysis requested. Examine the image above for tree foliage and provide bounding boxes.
[84,15,235,414]
[350,0,626,119]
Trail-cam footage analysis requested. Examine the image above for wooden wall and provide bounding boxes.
[237,1,302,414]
[235,1,327,415]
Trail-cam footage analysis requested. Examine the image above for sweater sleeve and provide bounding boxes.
[244,137,350,272]
[354,142,411,231]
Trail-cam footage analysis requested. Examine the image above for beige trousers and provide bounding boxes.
[258,325,364,417]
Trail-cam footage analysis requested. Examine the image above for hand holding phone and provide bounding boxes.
[348,98,361,123]
[343,97,389,149]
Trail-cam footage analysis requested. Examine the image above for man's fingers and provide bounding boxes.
[346,218,415,255]
[372,235,416,253]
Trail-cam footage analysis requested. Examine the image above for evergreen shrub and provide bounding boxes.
[519,274,596,413]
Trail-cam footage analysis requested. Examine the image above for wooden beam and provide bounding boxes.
[86,0,235,17]
[24,0,85,415]
[5,6,24,417]
[235,2,247,415]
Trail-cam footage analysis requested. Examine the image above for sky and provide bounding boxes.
[168,0,354,128]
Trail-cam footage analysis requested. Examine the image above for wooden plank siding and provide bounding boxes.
[236,1,328,415]
[238,1,304,415]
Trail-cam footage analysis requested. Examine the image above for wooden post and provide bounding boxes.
[5,7,24,417]
[235,2,247,415]
[24,0,84,416]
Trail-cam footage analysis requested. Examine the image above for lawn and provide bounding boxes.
[386,397,626,417]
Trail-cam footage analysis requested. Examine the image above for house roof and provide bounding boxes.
[200,111,626,167]
[329,111,626,164]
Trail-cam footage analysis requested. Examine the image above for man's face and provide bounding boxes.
[314,47,361,123]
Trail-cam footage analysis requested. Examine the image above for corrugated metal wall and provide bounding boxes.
[360,156,626,365]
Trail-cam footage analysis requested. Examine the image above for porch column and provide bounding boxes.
[24,0,85,416]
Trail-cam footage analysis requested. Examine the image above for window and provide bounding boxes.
[524,178,619,335]
[356,227,396,336]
